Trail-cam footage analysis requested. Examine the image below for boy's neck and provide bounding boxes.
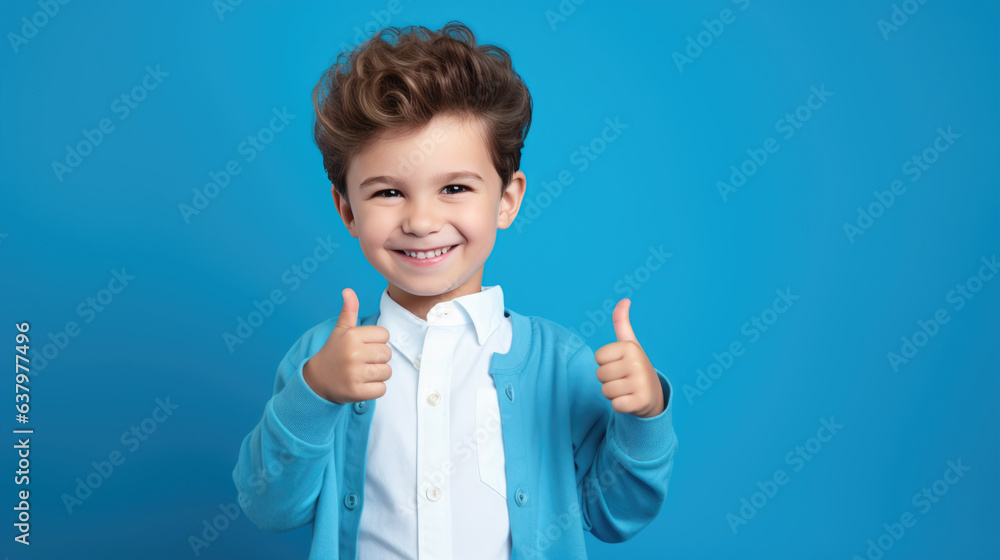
[387,282,484,321]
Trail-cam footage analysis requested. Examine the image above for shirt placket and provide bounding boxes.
[415,304,463,559]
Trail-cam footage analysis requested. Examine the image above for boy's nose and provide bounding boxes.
[401,200,442,236]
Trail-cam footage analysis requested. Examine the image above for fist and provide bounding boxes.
[594,299,664,418]
[303,288,392,404]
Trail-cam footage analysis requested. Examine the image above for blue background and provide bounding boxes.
[2,0,998,558]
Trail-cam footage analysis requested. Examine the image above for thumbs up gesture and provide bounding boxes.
[302,288,393,404]
[594,299,664,418]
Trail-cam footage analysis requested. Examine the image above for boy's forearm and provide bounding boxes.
[582,389,676,542]
[233,354,349,532]
[571,347,677,542]
[579,432,676,540]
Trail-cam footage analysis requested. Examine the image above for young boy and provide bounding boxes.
[233,21,677,560]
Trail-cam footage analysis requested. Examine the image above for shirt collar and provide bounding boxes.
[452,284,505,346]
[377,285,506,363]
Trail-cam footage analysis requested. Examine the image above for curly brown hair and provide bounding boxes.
[312,21,532,202]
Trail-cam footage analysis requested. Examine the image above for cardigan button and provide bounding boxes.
[344,491,359,510]
[353,401,368,414]
[505,383,514,403]
[514,488,528,507]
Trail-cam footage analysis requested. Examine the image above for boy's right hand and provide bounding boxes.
[303,288,392,404]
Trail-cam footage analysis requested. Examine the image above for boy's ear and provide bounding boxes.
[497,171,527,230]
[331,183,359,238]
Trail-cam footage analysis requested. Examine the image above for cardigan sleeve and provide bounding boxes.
[567,343,677,542]
[232,320,349,532]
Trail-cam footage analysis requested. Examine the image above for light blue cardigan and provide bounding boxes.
[233,307,677,559]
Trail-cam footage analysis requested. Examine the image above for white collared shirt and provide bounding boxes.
[357,285,513,560]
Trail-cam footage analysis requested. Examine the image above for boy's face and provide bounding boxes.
[333,112,525,313]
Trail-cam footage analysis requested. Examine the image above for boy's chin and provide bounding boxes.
[385,275,477,300]
[389,282,458,299]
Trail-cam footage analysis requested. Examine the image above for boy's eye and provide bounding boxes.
[443,184,469,195]
[371,185,469,198]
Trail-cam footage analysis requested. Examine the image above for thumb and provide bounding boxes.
[336,287,360,329]
[612,298,637,342]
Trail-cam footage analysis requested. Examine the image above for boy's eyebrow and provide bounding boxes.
[433,171,486,185]
[358,171,485,190]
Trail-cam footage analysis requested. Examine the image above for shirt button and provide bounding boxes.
[426,391,441,406]
[353,401,368,414]
[505,383,514,403]
[414,353,422,370]
[426,486,442,501]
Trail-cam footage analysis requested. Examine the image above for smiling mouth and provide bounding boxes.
[394,245,455,260]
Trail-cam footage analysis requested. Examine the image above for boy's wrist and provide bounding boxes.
[302,358,322,398]
[609,371,675,462]
[271,356,349,446]
[303,356,340,404]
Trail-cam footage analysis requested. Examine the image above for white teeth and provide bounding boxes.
[402,246,453,259]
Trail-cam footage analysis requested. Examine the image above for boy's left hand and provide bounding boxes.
[594,299,665,418]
